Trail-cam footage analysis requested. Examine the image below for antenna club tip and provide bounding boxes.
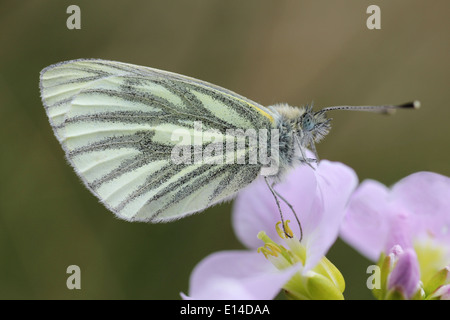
[397,100,421,109]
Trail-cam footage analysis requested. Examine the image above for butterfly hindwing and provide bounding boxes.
[40,59,276,221]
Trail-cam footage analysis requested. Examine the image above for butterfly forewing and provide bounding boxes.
[40,59,275,221]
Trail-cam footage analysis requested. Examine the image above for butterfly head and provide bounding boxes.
[299,104,332,144]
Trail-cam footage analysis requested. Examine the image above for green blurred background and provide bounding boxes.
[0,0,449,299]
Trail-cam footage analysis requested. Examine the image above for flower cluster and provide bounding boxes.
[181,162,450,300]
[341,172,450,299]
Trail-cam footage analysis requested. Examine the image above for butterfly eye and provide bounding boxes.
[302,114,315,131]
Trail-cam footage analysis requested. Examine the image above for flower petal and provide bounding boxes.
[387,246,421,299]
[340,179,392,261]
[391,172,450,242]
[184,250,299,300]
[303,160,358,271]
[431,284,450,300]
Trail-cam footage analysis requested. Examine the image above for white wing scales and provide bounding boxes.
[40,59,275,222]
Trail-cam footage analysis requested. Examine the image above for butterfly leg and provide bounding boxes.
[299,158,318,164]
[264,177,292,239]
[300,150,316,170]
[271,183,303,242]
[295,136,318,170]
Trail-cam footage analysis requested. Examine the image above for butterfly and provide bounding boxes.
[39,59,418,236]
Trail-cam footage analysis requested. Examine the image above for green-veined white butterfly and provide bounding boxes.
[39,59,418,232]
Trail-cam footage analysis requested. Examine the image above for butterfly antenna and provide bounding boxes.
[318,100,420,115]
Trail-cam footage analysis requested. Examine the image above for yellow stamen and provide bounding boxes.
[257,247,269,259]
[265,243,282,257]
[275,222,285,238]
[257,244,282,259]
[276,220,294,238]
[284,220,294,238]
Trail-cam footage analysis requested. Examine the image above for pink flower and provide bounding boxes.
[340,172,450,299]
[386,245,421,299]
[182,160,358,300]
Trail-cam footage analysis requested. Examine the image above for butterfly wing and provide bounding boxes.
[40,59,276,222]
